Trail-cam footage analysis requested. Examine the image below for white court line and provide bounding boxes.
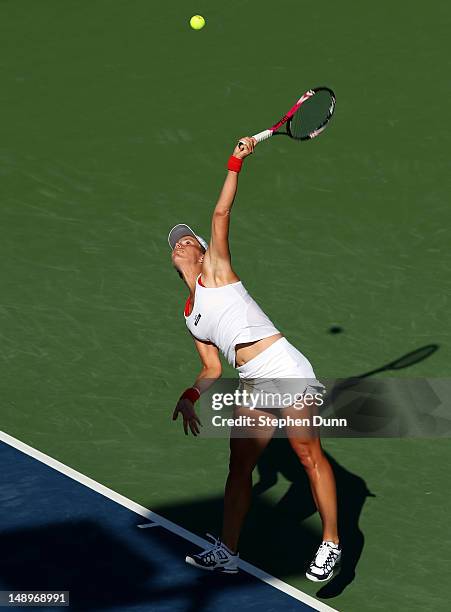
[0,430,339,612]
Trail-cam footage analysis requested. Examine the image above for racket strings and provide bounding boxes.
[289,89,335,140]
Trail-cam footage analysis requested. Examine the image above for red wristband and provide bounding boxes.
[180,386,201,403]
[227,155,243,173]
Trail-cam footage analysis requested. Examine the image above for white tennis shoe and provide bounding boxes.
[306,540,341,582]
[185,534,239,574]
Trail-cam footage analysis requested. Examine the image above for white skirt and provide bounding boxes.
[236,337,325,409]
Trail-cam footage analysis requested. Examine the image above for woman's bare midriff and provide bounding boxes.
[235,333,284,368]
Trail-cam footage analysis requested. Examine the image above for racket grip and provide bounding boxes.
[238,129,273,149]
[252,129,273,143]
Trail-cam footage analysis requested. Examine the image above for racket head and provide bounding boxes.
[385,345,439,371]
[287,87,336,141]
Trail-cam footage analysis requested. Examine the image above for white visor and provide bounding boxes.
[168,224,208,252]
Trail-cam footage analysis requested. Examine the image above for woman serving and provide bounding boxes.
[169,137,341,582]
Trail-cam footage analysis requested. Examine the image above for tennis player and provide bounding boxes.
[169,137,341,582]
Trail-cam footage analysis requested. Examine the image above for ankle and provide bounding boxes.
[221,539,238,555]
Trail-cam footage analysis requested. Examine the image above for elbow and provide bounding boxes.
[204,365,222,379]
[211,366,222,379]
[213,208,231,218]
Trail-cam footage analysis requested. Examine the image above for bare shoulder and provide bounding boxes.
[200,255,240,287]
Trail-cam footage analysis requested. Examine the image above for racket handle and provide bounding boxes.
[252,129,273,143]
[238,129,273,149]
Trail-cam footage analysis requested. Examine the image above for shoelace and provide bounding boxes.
[197,534,223,563]
[205,533,222,549]
[314,542,337,568]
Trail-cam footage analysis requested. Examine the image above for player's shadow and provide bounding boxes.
[248,343,441,598]
[252,441,372,599]
[152,451,371,597]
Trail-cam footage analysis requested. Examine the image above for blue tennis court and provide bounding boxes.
[0,434,337,611]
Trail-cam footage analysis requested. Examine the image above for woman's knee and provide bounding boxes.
[228,439,260,476]
[289,438,323,471]
[228,458,255,479]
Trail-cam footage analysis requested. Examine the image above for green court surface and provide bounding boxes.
[1,1,451,610]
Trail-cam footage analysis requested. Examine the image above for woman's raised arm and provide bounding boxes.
[205,137,256,273]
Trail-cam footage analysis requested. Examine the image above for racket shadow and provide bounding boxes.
[327,344,440,404]
[341,344,437,382]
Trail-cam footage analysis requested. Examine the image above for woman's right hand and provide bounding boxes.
[232,136,256,159]
[172,398,202,436]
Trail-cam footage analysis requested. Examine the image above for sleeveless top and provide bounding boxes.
[184,274,280,367]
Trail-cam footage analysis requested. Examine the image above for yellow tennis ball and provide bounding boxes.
[190,15,206,30]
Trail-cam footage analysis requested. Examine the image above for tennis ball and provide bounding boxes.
[190,15,206,30]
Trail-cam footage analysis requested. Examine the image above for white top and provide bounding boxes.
[184,274,280,367]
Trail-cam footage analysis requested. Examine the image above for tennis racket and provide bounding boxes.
[239,86,336,149]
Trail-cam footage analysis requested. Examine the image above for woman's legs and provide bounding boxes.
[221,405,275,552]
[221,398,340,552]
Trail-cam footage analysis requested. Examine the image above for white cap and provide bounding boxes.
[168,223,208,252]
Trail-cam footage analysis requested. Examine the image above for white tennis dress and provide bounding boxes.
[184,274,323,394]
[184,274,279,368]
